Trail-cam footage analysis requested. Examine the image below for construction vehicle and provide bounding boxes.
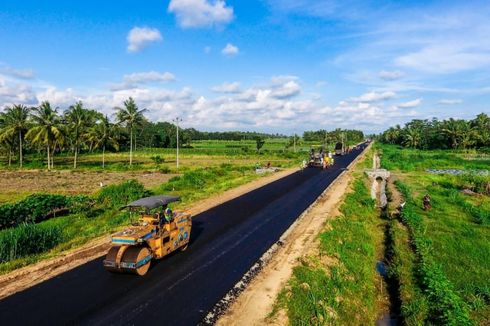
[335,142,344,155]
[103,195,192,276]
[308,148,325,168]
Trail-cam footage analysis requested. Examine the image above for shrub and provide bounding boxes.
[0,194,94,230]
[159,166,171,174]
[0,224,63,263]
[150,155,164,164]
[96,180,148,207]
[0,194,67,230]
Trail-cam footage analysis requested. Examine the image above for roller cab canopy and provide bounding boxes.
[124,195,180,210]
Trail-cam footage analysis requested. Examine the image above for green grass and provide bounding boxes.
[273,166,381,325]
[378,143,490,324]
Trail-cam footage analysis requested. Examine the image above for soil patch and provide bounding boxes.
[0,170,177,203]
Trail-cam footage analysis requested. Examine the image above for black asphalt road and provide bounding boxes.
[0,143,368,326]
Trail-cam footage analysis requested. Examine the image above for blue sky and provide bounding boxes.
[0,0,489,134]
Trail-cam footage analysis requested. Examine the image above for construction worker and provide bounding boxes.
[164,207,174,223]
[423,194,431,211]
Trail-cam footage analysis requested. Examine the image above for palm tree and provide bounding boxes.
[64,101,92,169]
[0,105,30,167]
[115,97,146,166]
[87,115,119,168]
[403,127,421,148]
[0,113,15,166]
[442,118,465,149]
[26,101,62,170]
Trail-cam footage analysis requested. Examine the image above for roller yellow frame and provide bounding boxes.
[103,195,192,276]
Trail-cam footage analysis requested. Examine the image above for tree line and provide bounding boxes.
[0,97,298,169]
[302,128,365,145]
[379,113,490,149]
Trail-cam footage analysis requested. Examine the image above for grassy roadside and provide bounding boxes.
[0,164,284,274]
[271,147,385,325]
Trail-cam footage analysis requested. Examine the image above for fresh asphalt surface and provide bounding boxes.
[0,143,368,326]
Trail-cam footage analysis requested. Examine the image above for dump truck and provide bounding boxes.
[335,142,344,155]
[103,195,192,276]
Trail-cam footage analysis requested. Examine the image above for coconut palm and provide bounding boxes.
[403,127,421,148]
[0,113,15,166]
[64,101,93,169]
[26,101,62,170]
[115,97,146,166]
[442,118,466,149]
[87,115,120,168]
[0,104,30,167]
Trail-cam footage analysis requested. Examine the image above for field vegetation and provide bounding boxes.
[379,143,490,324]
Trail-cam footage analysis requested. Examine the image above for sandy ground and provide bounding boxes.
[0,170,178,203]
[216,145,370,326]
[0,168,297,300]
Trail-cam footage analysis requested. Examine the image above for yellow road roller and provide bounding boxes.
[103,195,192,276]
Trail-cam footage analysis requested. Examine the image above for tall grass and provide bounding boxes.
[0,224,63,263]
[96,179,149,207]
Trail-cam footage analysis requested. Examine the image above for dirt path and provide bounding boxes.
[0,168,297,300]
[216,145,370,326]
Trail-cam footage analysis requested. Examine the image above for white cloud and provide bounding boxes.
[270,80,301,98]
[111,71,175,91]
[395,45,490,74]
[0,66,35,79]
[438,99,463,105]
[221,43,239,56]
[379,70,404,81]
[168,0,234,28]
[127,27,162,53]
[397,98,422,108]
[124,71,175,83]
[211,81,241,93]
[351,91,396,103]
[0,76,37,107]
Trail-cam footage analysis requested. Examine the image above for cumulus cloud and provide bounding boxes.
[438,99,463,105]
[397,98,422,108]
[379,70,404,81]
[127,27,162,53]
[0,77,38,107]
[221,43,239,56]
[351,91,396,103]
[168,0,234,28]
[211,81,241,93]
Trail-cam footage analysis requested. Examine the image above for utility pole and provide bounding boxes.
[173,117,183,169]
[293,133,296,153]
